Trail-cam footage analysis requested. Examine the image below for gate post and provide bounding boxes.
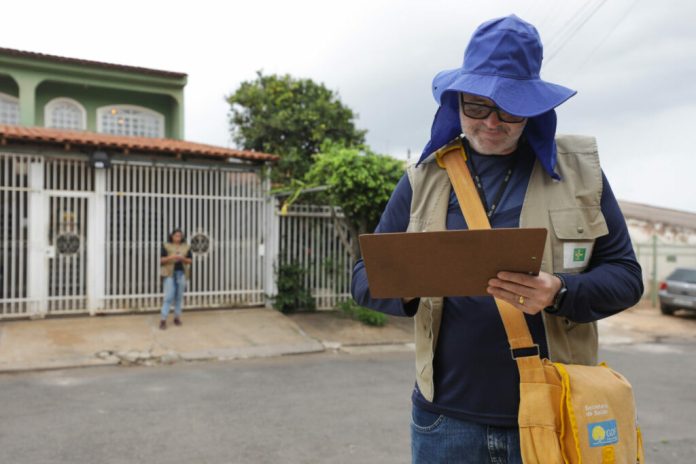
[87,169,106,314]
[27,161,48,318]
[263,170,279,308]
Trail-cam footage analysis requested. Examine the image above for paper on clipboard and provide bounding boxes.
[359,228,547,298]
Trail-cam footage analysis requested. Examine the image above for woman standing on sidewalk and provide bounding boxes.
[159,229,192,330]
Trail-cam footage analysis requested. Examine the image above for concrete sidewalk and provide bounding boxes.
[0,308,326,373]
[1,302,693,373]
[0,307,417,373]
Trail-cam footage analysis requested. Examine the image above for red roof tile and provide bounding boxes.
[0,47,187,79]
[0,125,278,163]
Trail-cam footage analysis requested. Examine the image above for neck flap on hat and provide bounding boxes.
[418,91,561,181]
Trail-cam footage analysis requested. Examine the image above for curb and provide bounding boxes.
[320,340,415,354]
[340,343,415,355]
[180,341,326,362]
[0,341,326,374]
[0,357,121,374]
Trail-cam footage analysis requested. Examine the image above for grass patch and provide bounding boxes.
[337,300,387,327]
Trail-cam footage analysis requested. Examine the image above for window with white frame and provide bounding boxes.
[45,97,86,130]
[0,92,19,125]
[97,105,164,138]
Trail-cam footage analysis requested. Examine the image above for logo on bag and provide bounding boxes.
[585,403,609,417]
[588,420,619,447]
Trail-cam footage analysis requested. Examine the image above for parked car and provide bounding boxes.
[658,267,696,315]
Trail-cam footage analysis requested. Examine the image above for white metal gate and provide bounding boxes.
[278,204,353,310]
[47,194,89,313]
[103,162,267,312]
[0,153,34,318]
[44,158,93,315]
[0,151,269,319]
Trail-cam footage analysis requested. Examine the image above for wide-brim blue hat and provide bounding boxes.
[420,15,577,179]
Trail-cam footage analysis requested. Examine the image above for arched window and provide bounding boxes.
[97,105,165,138]
[0,92,19,125]
[45,97,86,130]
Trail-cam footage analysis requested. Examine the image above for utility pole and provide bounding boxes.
[651,234,658,308]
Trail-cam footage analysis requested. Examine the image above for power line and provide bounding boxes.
[544,0,598,51]
[570,0,643,74]
[545,0,609,65]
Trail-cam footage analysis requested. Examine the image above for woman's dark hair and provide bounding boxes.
[167,228,186,243]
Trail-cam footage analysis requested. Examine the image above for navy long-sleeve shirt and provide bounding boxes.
[351,142,643,426]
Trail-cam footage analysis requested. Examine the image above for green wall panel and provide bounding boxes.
[36,81,178,136]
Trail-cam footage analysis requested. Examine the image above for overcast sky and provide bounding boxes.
[2,0,695,212]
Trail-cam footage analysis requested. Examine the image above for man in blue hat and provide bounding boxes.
[351,15,642,463]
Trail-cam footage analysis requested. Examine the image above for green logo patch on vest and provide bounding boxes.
[563,242,594,269]
[573,248,587,262]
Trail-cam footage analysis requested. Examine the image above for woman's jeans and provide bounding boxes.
[411,404,522,464]
[161,270,186,320]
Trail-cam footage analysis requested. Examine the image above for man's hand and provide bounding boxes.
[487,271,561,315]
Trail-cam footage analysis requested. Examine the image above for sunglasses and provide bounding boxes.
[459,94,526,124]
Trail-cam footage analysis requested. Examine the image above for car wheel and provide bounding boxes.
[660,303,675,315]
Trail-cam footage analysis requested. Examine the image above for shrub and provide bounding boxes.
[337,299,387,327]
[272,262,316,314]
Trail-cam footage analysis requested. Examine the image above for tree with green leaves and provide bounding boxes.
[227,72,366,184]
[304,142,405,261]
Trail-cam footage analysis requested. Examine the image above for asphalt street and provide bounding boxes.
[600,340,696,462]
[0,352,414,464]
[1,341,694,464]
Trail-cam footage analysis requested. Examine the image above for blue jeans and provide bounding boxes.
[411,404,522,464]
[161,270,186,320]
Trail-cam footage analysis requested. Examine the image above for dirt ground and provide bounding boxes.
[602,300,696,342]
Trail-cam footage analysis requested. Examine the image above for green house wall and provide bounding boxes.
[35,81,178,136]
[0,53,186,139]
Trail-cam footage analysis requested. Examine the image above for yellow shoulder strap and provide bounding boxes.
[435,139,544,380]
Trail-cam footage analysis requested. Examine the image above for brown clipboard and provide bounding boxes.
[359,228,547,298]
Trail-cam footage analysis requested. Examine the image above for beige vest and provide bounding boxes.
[161,242,192,280]
[408,135,608,402]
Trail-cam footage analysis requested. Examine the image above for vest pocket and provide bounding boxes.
[549,207,608,273]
